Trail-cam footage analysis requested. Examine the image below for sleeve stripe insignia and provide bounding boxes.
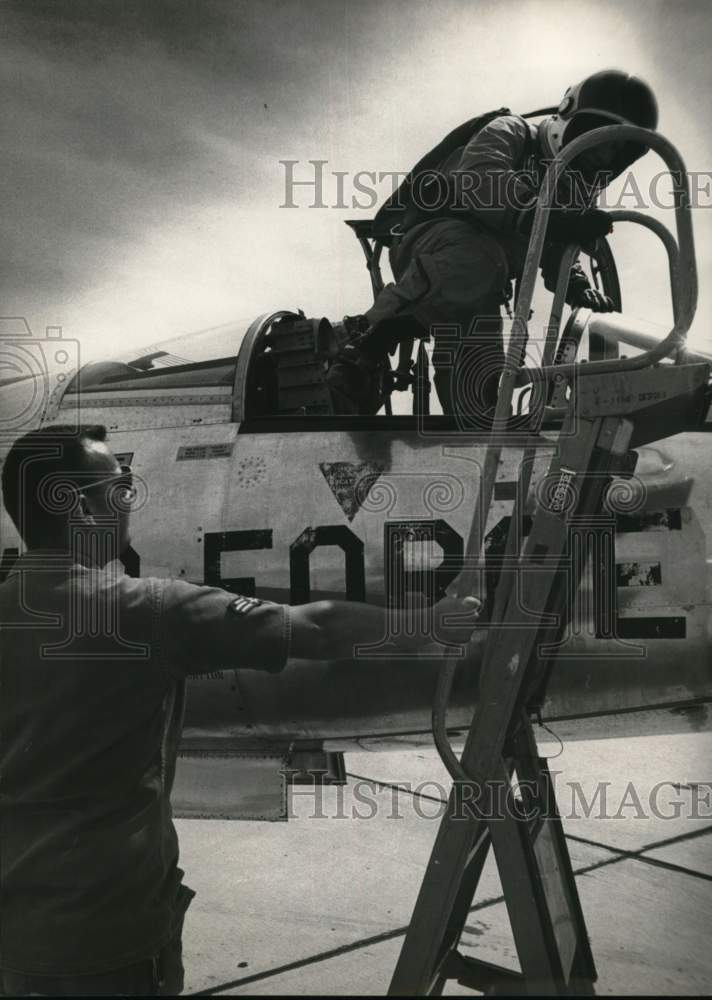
[228,595,263,615]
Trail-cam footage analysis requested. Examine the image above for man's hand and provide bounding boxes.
[397,593,483,650]
[518,207,613,247]
[569,287,616,312]
[546,208,613,247]
[429,594,483,645]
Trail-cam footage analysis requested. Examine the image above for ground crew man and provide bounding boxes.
[0,423,481,996]
[325,70,659,418]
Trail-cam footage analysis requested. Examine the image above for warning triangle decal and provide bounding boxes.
[319,462,385,521]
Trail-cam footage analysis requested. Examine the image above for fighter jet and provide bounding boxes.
[1,149,711,820]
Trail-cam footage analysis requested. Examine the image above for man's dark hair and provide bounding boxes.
[2,424,108,547]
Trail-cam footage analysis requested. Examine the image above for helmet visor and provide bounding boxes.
[562,110,628,145]
[563,111,650,181]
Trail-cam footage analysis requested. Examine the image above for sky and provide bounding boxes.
[2,0,712,365]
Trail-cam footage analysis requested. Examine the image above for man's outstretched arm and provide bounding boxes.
[289,595,482,661]
[158,578,482,675]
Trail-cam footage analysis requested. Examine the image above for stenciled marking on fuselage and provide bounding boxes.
[0,502,691,639]
[176,443,234,460]
[483,507,689,641]
[1,482,693,638]
[319,461,385,522]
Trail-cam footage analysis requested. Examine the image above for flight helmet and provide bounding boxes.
[539,70,658,178]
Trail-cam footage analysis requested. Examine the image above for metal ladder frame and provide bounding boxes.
[389,123,702,996]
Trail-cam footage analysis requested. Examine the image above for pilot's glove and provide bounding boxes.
[518,207,613,249]
[569,287,616,312]
[548,209,613,249]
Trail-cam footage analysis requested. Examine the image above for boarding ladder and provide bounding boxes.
[388,125,706,995]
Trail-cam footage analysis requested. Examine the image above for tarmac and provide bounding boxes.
[176,729,712,996]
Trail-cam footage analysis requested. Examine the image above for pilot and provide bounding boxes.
[0,423,480,996]
[325,70,659,418]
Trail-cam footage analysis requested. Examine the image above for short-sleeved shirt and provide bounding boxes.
[0,550,290,975]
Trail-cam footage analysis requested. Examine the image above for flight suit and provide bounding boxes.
[366,217,511,421]
[360,114,593,419]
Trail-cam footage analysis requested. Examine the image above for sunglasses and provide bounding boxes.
[80,465,136,507]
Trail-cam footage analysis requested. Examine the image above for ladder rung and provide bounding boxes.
[442,952,524,993]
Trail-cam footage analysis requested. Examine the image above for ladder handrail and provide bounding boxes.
[540,209,683,381]
[543,243,580,368]
[608,209,681,325]
[457,125,697,597]
[522,125,697,378]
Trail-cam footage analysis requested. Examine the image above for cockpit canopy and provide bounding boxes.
[66,323,247,394]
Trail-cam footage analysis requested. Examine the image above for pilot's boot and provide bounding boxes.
[325,338,386,415]
[318,314,385,414]
[316,314,370,361]
[325,314,427,413]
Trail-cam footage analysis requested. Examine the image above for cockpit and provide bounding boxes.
[60,211,708,439]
